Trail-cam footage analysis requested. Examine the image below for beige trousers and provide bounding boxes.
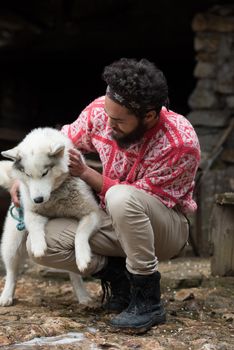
[29,185,189,276]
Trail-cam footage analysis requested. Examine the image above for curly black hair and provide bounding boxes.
[102,58,169,117]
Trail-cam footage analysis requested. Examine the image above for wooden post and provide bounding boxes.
[210,192,234,276]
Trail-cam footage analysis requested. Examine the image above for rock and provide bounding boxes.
[0,334,11,346]
[222,313,234,322]
[174,290,195,302]
[187,110,230,127]
[226,96,234,108]
[194,34,220,53]
[195,129,222,153]
[177,277,203,289]
[188,80,218,109]
[192,13,234,32]
[200,343,217,349]
[194,62,216,78]
[216,63,234,94]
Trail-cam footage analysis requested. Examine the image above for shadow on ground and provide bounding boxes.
[0,257,233,349]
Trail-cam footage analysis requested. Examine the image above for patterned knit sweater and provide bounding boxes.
[62,96,201,214]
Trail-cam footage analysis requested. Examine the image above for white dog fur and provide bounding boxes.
[0,127,101,306]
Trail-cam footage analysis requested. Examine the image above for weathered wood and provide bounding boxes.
[221,149,234,164]
[210,197,234,276]
[215,192,234,205]
[194,168,234,257]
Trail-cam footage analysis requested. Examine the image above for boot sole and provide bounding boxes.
[110,311,166,334]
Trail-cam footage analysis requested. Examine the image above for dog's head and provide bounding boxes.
[1,128,71,204]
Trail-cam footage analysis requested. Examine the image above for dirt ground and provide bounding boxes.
[0,257,233,350]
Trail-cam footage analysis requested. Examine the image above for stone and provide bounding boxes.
[188,80,218,109]
[216,63,234,93]
[192,13,234,32]
[194,34,220,53]
[226,96,234,108]
[210,5,234,17]
[222,313,234,322]
[187,110,230,127]
[217,35,233,63]
[195,52,217,63]
[194,62,216,78]
[0,335,11,346]
[195,128,222,153]
[174,289,195,302]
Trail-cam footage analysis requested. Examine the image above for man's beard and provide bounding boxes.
[111,120,147,149]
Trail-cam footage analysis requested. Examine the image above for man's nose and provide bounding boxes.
[108,117,117,127]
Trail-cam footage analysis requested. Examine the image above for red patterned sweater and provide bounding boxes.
[62,96,200,214]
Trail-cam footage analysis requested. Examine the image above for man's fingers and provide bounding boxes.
[12,193,20,207]
[9,180,20,207]
[69,158,80,166]
[69,155,83,167]
[69,148,80,157]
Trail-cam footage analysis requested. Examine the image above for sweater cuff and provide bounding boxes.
[100,176,119,197]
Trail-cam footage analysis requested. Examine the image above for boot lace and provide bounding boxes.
[101,280,111,304]
[101,278,130,306]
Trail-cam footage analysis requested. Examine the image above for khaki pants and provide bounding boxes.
[29,185,189,276]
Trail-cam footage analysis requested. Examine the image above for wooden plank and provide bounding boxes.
[194,168,234,256]
[210,203,234,276]
[215,192,234,205]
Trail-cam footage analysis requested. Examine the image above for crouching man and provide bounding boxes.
[11,58,200,333]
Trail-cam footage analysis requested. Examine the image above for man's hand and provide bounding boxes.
[68,148,103,192]
[10,180,20,207]
[68,149,89,177]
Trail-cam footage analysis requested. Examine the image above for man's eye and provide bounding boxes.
[42,169,49,177]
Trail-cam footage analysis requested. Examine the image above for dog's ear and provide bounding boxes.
[48,144,65,157]
[1,147,21,161]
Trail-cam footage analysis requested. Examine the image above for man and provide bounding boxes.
[11,58,200,333]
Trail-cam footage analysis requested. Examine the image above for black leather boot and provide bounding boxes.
[93,257,131,313]
[110,271,166,333]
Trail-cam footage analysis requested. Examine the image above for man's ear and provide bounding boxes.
[144,110,157,122]
[1,147,21,161]
[143,110,158,127]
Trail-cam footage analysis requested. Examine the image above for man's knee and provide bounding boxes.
[105,185,136,218]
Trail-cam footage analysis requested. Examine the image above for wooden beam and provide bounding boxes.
[215,192,234,205]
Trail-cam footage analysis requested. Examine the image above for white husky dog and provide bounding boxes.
[0,127,101,306]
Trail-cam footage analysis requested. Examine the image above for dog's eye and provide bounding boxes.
[42,169,49,177]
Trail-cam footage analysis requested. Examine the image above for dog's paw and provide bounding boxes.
[0,295,13,307]
[30,239,47,258]
[76,247,92,273]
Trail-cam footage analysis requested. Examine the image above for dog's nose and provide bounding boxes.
[33,196,44,203]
